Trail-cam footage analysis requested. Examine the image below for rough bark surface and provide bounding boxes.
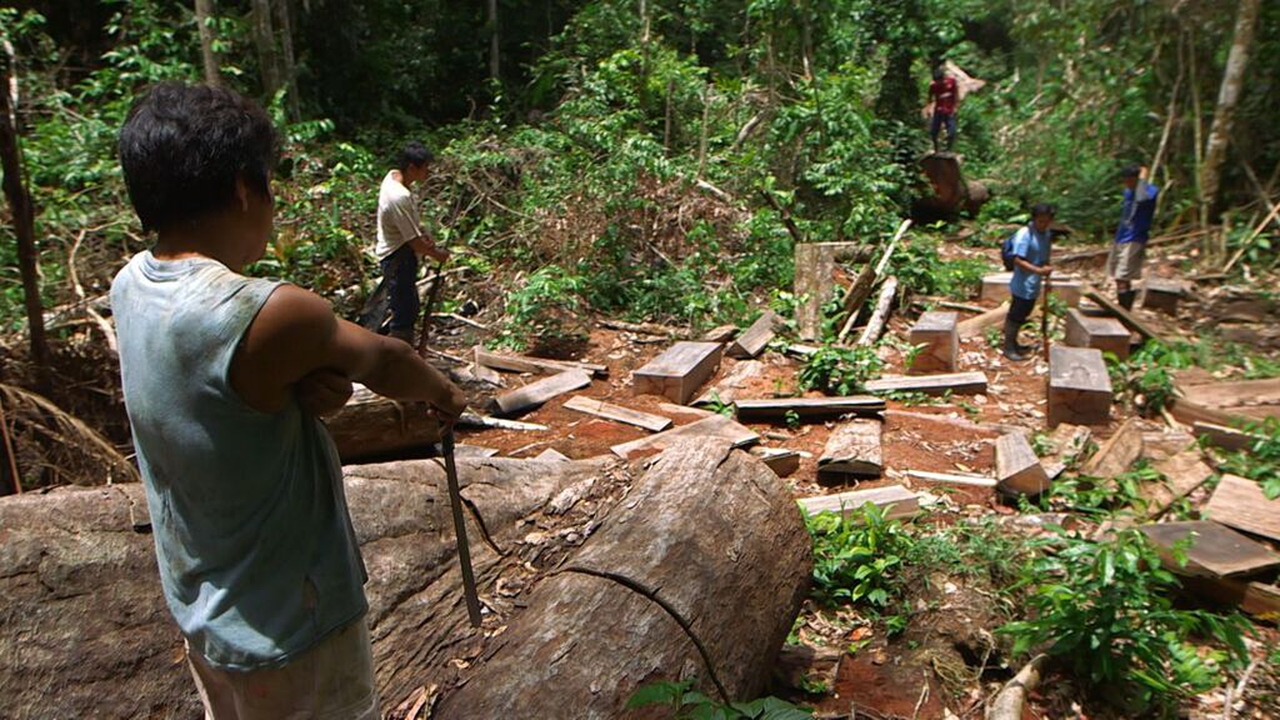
[0,443,809,720]
[435,440,812,719]
[324,384,441,461]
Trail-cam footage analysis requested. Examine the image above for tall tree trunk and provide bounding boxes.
[194,0,220,85]
[487,0,500,84]
[1200,0,1261,223]
[250,0,281,102]
[0,51,51,387]
[273,0,301,121]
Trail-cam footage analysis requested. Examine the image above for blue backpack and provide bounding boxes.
[1000,232,1017,271]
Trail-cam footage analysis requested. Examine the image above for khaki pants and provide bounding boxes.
[1107,241,1145,281]
[187,619,380,720]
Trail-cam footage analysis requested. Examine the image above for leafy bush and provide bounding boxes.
[627,679,812,720]
[806,503,912,608]
[892,235,987,299]
[1001,528,1249,713]
[797,344,883,395]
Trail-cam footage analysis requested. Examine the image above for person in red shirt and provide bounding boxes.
[928,66,958,152]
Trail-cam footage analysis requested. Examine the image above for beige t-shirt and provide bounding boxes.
[375,170,421,260]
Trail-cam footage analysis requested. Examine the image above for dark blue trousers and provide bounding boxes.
[379,243,419,333]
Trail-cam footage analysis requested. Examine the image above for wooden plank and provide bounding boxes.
[995,433,1050,496]
[903,469,997,488]
[1168,397,1241,429]
[908,310,959,373]
[562,395,673,433]
[1048,346,1112,427]
[733,396,885,421]
[533,448,570,462]
[783,343,820,358]
[1083,286,1163,343]
[458,413,548,431]
[1141,520,1280,579]
[656,402,717,419]
[610,414,759,459]
[470,362,506,387]
[797,485,919,521]
[1063,309,1131,360]
[454,444,500,459]
[701,324,738,343]
[474,347,608,378]
[864,371,987,396]
[1079,417,1144,480]
[855,276,900,346]
[1139,450,1214,515]
[750,447,801,478]
[694,360,767,406]
[1206,474,1280,542]
[728,311,779,359]
[818,419,883,479]
[632,341,723,404]
[958,302,1008,339]
[1177,576,1280,620]
[493,370,592,416]
[1193,421,1266,452]
[1181,377,1280,409]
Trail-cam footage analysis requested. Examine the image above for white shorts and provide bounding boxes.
[187,618,380,720]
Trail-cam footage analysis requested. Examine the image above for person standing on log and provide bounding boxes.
[1002,203,1055,362]
[374,142,449,343]
[112,82,467,719]
[927,66,959,153]
[1109,163,1159,310]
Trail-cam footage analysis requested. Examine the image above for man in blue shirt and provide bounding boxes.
[1003,203,1055,362]
[1109,164,1159,309]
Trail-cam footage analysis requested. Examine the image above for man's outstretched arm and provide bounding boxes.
[230,284,467,416]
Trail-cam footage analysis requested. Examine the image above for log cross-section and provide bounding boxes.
[632,341,724,404]
[908,310,959,373]
[1048,346,1112,427]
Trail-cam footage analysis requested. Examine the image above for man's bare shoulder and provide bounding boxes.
[250,284,337,352]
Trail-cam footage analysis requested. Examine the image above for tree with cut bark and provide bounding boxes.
[1200,0,1262,223]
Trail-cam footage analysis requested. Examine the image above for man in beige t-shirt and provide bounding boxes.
[374,142,448,342]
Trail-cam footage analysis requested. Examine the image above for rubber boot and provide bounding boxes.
[1002,317,1028,362]
[1118,290,1137,311]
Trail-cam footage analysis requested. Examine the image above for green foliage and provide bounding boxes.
[627,678,812,719]
[797,344,883,395]
[1109,342,1193,416]
[1000,528,1249,713]
[1218,418,1280,500]
[806,503,912,609]
[495,266,588,353]
[892,236,986,299]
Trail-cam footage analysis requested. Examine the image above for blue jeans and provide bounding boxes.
[379,244,419,333]
[930,111,956,149]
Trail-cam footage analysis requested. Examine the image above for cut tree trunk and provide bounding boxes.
[0,444,810,719]
[194,0,221,84]
[324,383,440,461]
[1201,0,1262,221]
[250,0,282,100]
[0,52,50,385]
[434,440,812,718]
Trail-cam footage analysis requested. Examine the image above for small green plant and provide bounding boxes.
[1000,528,1249,713]
[627,679,813,719]
[1109,342,1192,416]
[496,265,588,354]
[1029,432,1052,457]
[985,326,1003,350]
[784,409,801,428]
[703,392,736,418]
[797,344,883,395]
[1218,417,1280,499]
[806,503,912,608]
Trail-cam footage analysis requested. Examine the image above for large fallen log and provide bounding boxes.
[0,444,810,719]
[326,383,441,461]
[435,440,812,718]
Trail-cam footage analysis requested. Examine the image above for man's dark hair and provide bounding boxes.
[1030,202,1056,218]
[397,142,434,170]
[932,66,945,81]
[119,82,278,234]
[1120,163,1142,179]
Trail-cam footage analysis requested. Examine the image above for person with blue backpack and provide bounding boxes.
[1000,203,1056,362]
[1109,164,1159,309]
